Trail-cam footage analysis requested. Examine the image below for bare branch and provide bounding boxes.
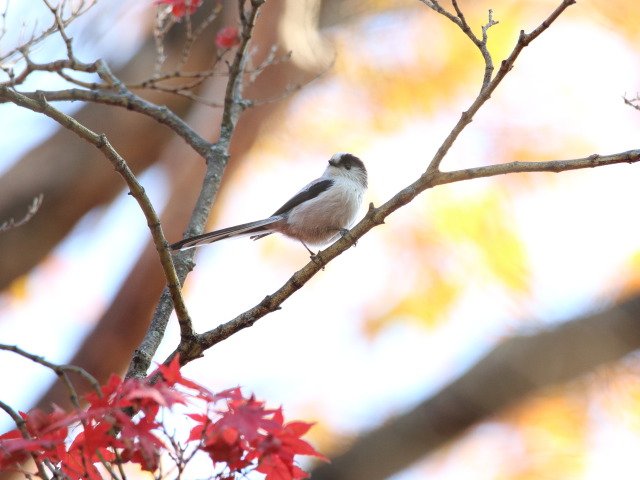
[0,343,102,408]
[624,93,640,111]
[0,87,194,355]
[425,0,576,174]
[0,0,98,67]
[41,0,75,61]
[0,0,10,45]
[177,3,222,71]
[150,1,223,87]
[163,148,640,367]
[2,56,101,88]
[0,86,212,157]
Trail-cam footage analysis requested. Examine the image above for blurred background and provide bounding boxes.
[2,0,640,478]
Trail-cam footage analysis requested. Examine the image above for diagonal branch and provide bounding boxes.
[0,343,102,402]
[165,147,640,367]
[0,86,193,351]
[3,87,214,157]
[311,295,640,480]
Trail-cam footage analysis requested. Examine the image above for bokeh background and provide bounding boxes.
[2,0,640,478]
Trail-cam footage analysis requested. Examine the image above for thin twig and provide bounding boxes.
[623,94,640,111]
[0,194,43,232]
[0,343,102,397]
[0,0,97,66]
[41,0,75,61]
[0,399,49,478]
[424,0,576,174]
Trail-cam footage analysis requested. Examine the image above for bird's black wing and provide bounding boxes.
[271,179,334,216]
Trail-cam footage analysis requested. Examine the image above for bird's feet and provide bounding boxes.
[339,228,357,247]
[310,253,326,271]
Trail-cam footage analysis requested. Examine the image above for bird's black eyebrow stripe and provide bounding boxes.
[271,179,335,216]
[341,153,365,171]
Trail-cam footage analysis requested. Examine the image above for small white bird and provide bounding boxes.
[169,153,367,256]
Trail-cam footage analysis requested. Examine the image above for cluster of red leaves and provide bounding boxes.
[153,0,240,50]
[155,0,203,18]
[0,358,326,479]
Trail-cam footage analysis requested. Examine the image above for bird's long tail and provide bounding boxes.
[169,216,282,251]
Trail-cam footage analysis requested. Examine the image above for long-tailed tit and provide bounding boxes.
[169,153,367,256]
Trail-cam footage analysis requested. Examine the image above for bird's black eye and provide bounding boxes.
[345,163,351,170]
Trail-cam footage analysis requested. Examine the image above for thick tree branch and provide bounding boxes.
[311,295,640,480]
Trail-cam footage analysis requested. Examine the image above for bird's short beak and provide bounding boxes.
[328,159,337,167]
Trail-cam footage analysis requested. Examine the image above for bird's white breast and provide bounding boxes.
[283,177,365,246]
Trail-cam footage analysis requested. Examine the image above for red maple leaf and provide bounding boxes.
[221,395,281,442]
[257,453,311,480]
[201,427,251,470]
[62,433,116,480]
[155,0,203,18]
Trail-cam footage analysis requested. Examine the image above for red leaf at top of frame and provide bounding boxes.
[155,0,203,18]
[215,26,240,49]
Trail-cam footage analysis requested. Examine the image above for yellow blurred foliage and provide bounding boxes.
[364,186,530,334]
[431,189,530,294]
[599,367,640,433]
[586,0,640,41]
[366,274,460,335]
[615,249,640,301]
[7,274,29,302]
